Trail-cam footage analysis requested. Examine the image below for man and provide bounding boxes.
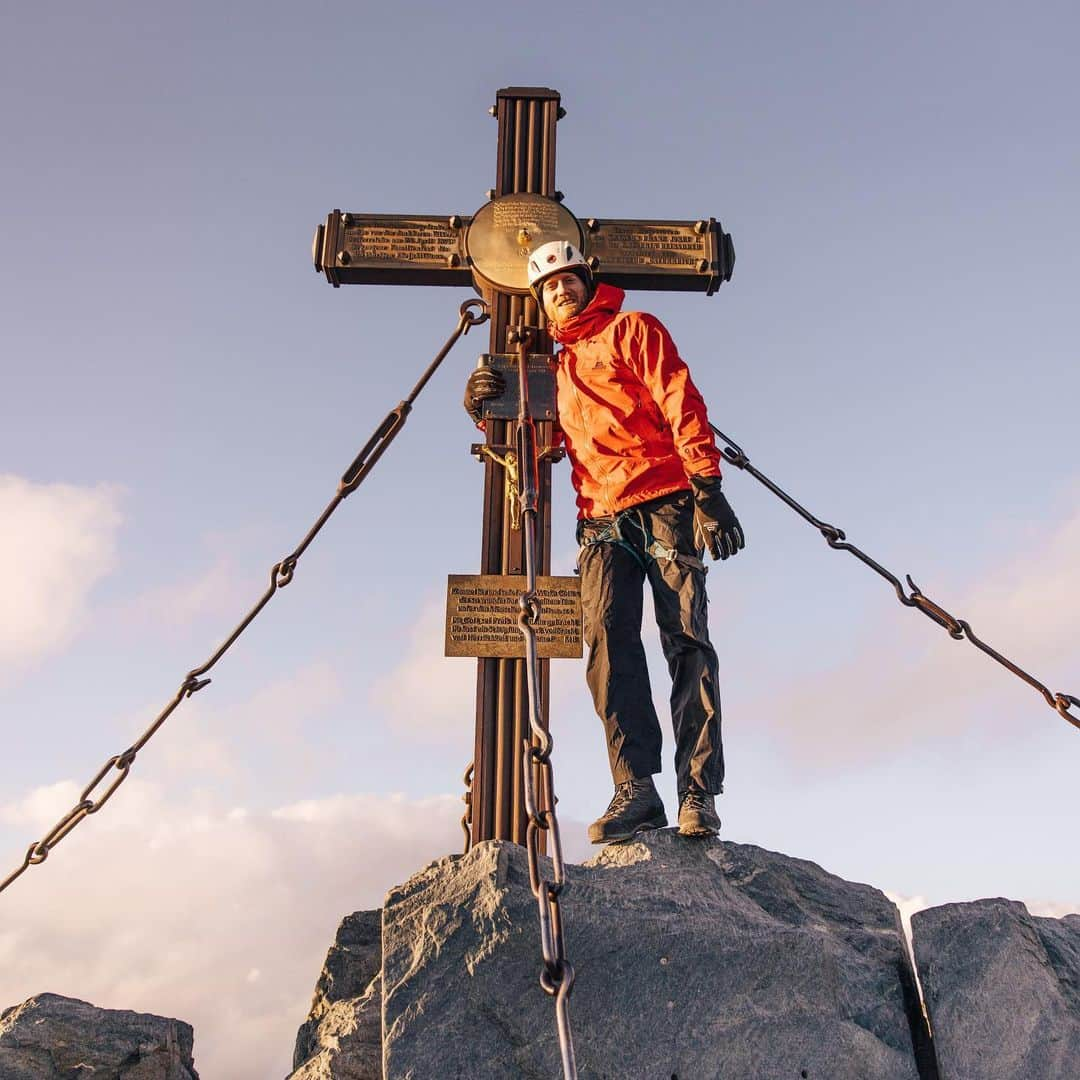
[464,241,744,843]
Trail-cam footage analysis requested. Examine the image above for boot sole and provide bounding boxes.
[589,814,668,845]
[678,821,720,838]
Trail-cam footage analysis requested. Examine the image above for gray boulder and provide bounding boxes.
[288,909,383,1080]
[0,993,197,1079]
[912,899,1080,1079]
[380,830,933,1079]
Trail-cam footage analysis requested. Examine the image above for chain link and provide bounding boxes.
[711,424,1079,733]
[0,300,490,899]
[509,320,578,1080]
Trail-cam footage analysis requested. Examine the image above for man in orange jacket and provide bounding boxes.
[465,242,744,843]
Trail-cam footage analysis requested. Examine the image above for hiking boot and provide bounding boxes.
[678,788,721,837]
[588,777,668,844]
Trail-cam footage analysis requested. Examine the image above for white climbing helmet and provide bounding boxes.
[527,240,592,299]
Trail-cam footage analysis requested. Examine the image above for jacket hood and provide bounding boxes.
[548,282,625,345]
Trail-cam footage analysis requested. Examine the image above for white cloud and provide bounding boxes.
[962,507,1080,660]
[0,780,84,829]
[0,475,123,679]
[764,506,1080,765]
[0,782,463,1080]
[885,891,930,944]
[368,597,475,739]
[119,555,243,630]
[153,660,345,789]
[885,890,1080,930]
[1025,899,1080,919]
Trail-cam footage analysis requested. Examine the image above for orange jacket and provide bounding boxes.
[550,282,722,519]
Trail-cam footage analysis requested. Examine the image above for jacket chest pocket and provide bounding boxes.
[618,376,665,427]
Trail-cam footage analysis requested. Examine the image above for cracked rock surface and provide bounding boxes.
[0,992,198,1079]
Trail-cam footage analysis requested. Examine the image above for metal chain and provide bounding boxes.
[0,299,491,899]
[711,424,1080,732]
[509,320,578,1080]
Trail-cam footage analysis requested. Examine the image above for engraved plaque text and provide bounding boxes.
[587,221,706,273]
[465,194,583,293]
[343,216,459,267]
[445,575,583,659]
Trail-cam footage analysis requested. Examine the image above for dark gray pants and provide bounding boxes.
[577,490,724,795]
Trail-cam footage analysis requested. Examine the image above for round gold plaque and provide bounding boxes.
[464,194,583,294]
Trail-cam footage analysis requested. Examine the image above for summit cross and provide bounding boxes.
[312,86,734,848]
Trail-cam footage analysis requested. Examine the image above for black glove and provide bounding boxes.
[690,476,745,561]
[463,367,505,425]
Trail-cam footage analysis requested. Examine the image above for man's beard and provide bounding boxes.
[554,295,585,321]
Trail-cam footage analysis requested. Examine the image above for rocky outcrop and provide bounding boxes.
[380,830,934,1079]
[11,846,1078,1079]
[912,899,1080,1079]
[288,910,383,1080]
[0,993,197,1079]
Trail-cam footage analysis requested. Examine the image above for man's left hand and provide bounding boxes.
[690,476,745,561]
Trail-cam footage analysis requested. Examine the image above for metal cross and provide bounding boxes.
[312,86,734,848]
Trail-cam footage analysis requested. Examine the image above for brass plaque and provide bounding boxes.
[343,215,460,267]
[582,217,734,294]
[314,211,473,287]
[464,194,583,293]
[589,221,705,272]
[445,575,583,659]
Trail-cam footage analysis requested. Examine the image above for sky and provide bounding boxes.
[2,2,1078,1076]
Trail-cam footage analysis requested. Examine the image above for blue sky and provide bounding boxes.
[2,3,1078,1076]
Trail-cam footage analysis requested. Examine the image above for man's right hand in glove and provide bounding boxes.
[690,475,745,561]
[463,367,506,425]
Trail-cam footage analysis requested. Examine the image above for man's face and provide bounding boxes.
[540,271,589,326]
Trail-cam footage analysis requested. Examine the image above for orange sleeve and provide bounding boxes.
[624,313,721,479]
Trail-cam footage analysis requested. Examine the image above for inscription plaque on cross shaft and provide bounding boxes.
[312,87,734,849]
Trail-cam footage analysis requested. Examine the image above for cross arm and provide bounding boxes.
[312,210,473,288]
[582,217,735,296]
[312,198,735,296]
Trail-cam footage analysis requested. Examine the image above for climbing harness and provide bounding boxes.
[710,423,1079,732]
[509,319,579,1080]
[577,503,706,575]
[0,299,491,899]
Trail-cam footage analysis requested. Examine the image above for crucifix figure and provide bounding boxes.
[312,86,734,848]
